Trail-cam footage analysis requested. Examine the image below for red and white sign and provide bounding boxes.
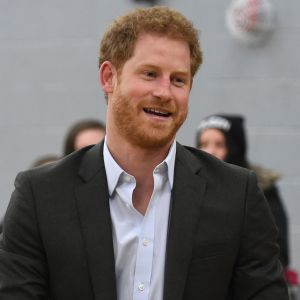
[226,0,276,44]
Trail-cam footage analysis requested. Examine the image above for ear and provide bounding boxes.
[99,61,117,94]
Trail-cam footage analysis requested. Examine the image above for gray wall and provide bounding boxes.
[1,0,299,270]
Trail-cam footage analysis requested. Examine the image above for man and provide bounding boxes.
[0,6,288,300]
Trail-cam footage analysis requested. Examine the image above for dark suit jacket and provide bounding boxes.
[0,142,288,300]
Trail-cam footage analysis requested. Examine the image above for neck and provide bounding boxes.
[106,132,174,215]
[106,132,173,179]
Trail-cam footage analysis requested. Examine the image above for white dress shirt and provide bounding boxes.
[103,139,176,300]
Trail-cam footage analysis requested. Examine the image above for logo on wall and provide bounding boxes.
[226,0,276,44]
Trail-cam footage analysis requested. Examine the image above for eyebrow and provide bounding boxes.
[136,64,190,75]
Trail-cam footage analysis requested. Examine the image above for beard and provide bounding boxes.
[110,88,188,149]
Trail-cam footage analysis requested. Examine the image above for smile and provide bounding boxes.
[143,108,172,117]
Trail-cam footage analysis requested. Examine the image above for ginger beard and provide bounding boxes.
[110,86,188,149]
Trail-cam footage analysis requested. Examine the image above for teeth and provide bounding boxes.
[144,108,171,117]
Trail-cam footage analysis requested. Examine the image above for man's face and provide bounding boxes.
[106,33,192,149]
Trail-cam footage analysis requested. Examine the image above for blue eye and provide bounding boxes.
[145,71,156,77]
[141,70,157,80]
[172,77,185,87]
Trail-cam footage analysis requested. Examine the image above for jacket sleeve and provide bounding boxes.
[232,171,289,300]
[0,171,49,299]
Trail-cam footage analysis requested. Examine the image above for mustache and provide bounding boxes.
[138,98,177,112]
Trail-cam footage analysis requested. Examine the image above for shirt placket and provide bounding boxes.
[132,172,163,300]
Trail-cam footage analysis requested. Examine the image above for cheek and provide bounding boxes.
[121,78,152,97]
[175,91,189,109]
[218,148,228,160]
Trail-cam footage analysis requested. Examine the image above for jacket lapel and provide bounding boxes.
[75,142,117,300]
[74,142,206,300]
[164,144,207,300]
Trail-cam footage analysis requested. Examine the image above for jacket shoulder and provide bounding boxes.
[30,143,102,179]
[179,144,249,178]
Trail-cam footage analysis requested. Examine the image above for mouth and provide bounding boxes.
[143,107,172,118]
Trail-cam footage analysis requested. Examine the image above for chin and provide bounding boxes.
[130,131,175,149]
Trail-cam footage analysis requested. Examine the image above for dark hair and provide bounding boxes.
[63,119,106,156]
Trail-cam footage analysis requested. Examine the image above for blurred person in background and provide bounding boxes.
[196,114,300,298]
[63,119,106,155]
[196,114,289,268]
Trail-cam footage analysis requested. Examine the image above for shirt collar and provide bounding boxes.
[103,138,124,196]
[103,138,176,196]
[161,140,176,189]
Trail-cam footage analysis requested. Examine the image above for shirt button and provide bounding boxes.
[143,238,150,246]
[138,283,145,291]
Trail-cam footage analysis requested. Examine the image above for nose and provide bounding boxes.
[152,78,172,101]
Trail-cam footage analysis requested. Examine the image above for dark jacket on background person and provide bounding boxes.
[252,164,289,267]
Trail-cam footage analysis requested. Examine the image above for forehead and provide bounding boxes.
[128,33,191,68]
[200,128,226,140]
[76,128,105,139]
